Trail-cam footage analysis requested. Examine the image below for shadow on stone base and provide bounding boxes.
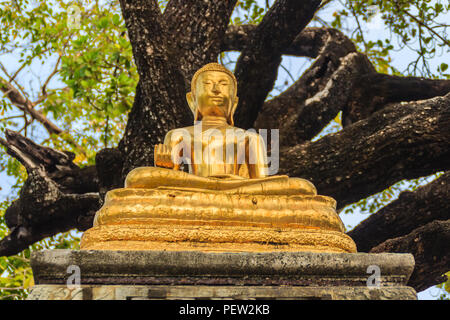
[27,250,417,300]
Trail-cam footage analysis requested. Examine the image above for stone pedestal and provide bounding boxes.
[27,250,417,300]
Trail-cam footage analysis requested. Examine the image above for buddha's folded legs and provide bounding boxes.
[125,166,317,196]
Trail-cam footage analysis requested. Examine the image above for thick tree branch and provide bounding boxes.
[118,0,192,175]
[221,24,256,53]
[233,0,322,129]
[95,148,125,202]
[279,93,450,209]
[258,52,370,145]
[370,220,450,292]
[343,74,450,126]
[253,26,449,143]
[164,0,237,90]
[254,28,359,144]
[0,131,101,257]
[0,168,100,257]
[222,26,353,58]
[348,172,450,252]
[1,129,75,172]
[0,129,98,194]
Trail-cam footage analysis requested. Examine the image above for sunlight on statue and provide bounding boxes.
[80,63,357,253]
[125,63,316,196]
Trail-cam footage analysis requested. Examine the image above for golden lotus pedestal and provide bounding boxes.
[80,188,357,253]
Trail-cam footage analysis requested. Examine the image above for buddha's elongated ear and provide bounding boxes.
[186,92,195,114]
[186,92,200,121]
[228,97,239,126]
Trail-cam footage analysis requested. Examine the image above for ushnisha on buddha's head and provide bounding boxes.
[186,63,239,126]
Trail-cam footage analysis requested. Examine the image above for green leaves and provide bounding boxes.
[0,0,138,161]
[47,1,137,151]
[232,0,267,25]
[0,1,138,298]
[0,194,82,300]
[327,0,450,76]
[437,273,450,300]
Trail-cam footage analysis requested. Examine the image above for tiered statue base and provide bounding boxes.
[80,188,356,253]
[27,250,417,300]
[81,226,355,253]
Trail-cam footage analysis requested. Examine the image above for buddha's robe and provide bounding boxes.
[125,167,317,196]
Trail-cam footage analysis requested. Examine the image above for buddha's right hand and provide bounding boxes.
[154,144,175,169]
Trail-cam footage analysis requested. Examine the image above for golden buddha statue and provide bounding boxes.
[80,63,356,253]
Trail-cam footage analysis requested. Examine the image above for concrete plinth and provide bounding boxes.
[27,250,417,300]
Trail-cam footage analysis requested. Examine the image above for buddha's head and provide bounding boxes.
[187,63,239,125]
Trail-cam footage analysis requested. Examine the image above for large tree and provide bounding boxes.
[0,0,449,297]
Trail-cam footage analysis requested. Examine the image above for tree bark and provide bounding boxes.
[252,27,359,136]
[164,0,237,90]
[279,93,450,208]
[0,131,100,256]
[222,26,355,59]
[370,220,450,292]
[257,52,372,145]
[343,73,450,127]
[349,172,450,253]
[233,0,322,129]
[118,0,192,176]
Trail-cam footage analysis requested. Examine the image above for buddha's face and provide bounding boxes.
[193,71,235,119]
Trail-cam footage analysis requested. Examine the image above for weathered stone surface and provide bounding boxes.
[28,250,417,300]
[27,284,417,300]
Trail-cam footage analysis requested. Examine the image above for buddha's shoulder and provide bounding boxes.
[163,127,194,145]
[209,126,261,139]
[164,126,263,139]
[165,127,195,138]
[231,127,264,140]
